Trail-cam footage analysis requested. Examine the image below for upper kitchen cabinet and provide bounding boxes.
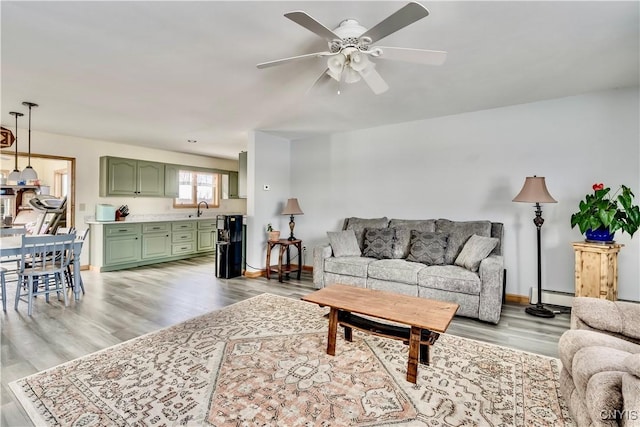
[100,156,165,197]
[164,164,180,198]
[238,151,247,199]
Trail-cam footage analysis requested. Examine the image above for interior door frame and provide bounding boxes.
[1,150,76,228]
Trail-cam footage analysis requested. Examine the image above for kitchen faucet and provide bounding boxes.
[197,201,209,217]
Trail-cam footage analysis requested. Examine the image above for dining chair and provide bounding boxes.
[15,232,76,316]
[0,225,28,278]
[63,228,89,294]
[0,225,27,237]
[0,267,6,311]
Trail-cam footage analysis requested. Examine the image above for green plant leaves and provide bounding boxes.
[570,185,640,237]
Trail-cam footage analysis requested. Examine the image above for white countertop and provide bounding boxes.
[86,212,246,225]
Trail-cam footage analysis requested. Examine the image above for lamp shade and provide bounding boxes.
[281,198,304,215]
[513,176,557,203]
[20,165,38,181]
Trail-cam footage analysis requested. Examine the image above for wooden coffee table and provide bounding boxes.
[302,284,459,383]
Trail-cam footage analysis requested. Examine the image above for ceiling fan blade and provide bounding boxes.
[373,46,447,65]
[358,66,389,95]
[285,11,341,41]
[359,2,430,44]
[257,51,333,69]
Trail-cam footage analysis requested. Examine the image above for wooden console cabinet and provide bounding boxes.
[572,242,623,301]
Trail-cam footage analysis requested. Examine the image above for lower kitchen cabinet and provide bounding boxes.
[197,219,217,252]
[99,220,215,271]
[104,224,142,266]
[142,223,172,259]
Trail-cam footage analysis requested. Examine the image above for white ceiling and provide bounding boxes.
[2,1,638,160]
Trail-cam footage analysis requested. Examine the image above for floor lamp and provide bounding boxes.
[513,176,557,318]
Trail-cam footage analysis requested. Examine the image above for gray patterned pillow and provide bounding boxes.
[406,231,448,265]
[345,217,389,251]
[362,228,395,259]
[388,219,436,259]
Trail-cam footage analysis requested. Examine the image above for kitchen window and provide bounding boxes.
[173,170,219,208]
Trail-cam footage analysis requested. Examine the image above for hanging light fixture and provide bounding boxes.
[7,111,24,183]
[19,101,39,181]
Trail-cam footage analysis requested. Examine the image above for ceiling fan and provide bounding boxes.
[257,1,447,95]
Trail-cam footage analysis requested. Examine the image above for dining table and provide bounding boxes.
[0,235,85,301]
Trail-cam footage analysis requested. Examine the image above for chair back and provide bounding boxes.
[20,233,76,275]
[0,226,27,237]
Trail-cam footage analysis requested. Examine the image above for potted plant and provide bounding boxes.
[570,183,640,242]
[266,223,280,241]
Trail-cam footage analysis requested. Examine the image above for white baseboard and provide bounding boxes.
[529,288,575,308]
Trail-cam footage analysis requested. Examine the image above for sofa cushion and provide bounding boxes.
[362,228,395,259]
[324,256,376,278]
[344,217,389,251]
[417,265,482,295]
[435,219,492,264]
[368,259,426,285]
[327,230,361,257]
[368,278,418,297]
[406,231,448,265]
[454,234,499,272]
[388,219,436,259]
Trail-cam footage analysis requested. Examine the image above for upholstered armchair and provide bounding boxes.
[558,297,640,426]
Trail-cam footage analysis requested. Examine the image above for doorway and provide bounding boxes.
[0,151,75,230]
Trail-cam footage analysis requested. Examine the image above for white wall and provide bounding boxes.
[245,131,292,272]
[288,88,640,301]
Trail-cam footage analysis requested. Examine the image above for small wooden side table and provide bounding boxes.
[266,239,302,282]
[572,241,623,301]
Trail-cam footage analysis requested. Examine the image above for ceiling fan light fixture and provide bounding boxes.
[343,67,361,84]
[327,53,346,81]
[349,51,370,72]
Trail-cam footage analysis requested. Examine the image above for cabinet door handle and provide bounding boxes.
[119,229,128,232]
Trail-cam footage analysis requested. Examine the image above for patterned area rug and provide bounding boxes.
[10,293,574,426]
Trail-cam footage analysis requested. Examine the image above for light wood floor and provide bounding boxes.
[0,255,571,426]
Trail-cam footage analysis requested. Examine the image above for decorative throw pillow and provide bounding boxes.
[435,219,492,265]
[345,217,389,251]
[327,230,361,257]
[388,219,437,259]
[406,231,448,265]
[362,228,395,259]
[454,234,499,272]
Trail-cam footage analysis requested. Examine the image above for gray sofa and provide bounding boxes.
[558,297,640,427]
[313,217,505,324]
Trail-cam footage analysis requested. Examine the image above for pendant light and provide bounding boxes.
[7,111,24,182]
[19,101,39,181]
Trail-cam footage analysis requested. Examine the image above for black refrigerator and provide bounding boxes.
[215,214,243,279]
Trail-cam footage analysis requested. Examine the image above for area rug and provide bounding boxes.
[10,293,574,426]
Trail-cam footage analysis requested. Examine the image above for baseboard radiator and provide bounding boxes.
[529,288,575,308]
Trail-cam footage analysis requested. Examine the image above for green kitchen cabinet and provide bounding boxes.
[104,223,142,266]
[164,164,180,197]
[141,223,172,259]
[197,219,217,252]
[100,156,165,197]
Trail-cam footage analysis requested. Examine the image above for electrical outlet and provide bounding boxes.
[303,246,307,251]
[263,184,270,191]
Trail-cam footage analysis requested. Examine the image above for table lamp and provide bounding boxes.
[281,198,303,241]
